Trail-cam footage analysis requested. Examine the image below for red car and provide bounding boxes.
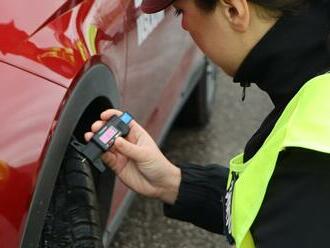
[0,0,216,247]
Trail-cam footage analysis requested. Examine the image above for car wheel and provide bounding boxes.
[177,58,218,127]
[38,145,103,248]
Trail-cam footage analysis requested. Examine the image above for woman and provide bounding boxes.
[85,0,330,247]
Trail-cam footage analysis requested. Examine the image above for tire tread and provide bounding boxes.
[38,146,103,248]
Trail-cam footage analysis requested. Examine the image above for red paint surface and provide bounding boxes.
[0,0,126,88]
[0,61,65,248]
[0,0,203,246]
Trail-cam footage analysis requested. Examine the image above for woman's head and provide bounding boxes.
[171,0,282,75]
[142,0,325,76]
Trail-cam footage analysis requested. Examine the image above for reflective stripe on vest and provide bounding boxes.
[226,73,330,248]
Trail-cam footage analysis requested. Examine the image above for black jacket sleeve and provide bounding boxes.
[163,163,229,234]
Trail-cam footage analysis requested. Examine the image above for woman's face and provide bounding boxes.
[172,0,240,75]
[172,0,277,76]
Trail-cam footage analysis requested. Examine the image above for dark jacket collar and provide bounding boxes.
[233,3,330,107]
[235,3,330,162]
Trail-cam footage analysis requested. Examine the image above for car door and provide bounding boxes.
[120,0,188,133]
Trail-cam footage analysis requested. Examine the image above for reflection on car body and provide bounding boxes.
[0,0,212,247]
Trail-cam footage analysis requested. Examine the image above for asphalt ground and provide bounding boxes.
[109,70,273,248]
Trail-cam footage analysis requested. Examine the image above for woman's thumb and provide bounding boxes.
[114,137,145,162]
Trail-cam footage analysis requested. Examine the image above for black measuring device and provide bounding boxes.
[72,112,133,173]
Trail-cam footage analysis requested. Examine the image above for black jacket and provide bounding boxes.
[164,3,330,247]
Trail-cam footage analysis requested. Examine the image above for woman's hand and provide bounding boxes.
[84,109,181,204]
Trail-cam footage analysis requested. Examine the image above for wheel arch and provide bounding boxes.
[20,63,120,248]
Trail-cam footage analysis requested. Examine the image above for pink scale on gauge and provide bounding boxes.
[99,126,118,144]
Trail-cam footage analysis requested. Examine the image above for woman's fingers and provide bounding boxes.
[85,110,142,145]
[91,120,106,133]
[102,151,128,175]
[101,109,137,129]
[114,137,146,162]
[102,152,118,170]
[100,109,123,121]
[84,132,94,142]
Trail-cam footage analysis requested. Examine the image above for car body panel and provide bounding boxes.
[0,0,204,247]
[0,0,65,35]
[124,2,187,128]
[0,0,127,90]
[0,61,66,248]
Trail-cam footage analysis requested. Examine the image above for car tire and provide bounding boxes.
[177,58,218,127]
[38,145,103,248]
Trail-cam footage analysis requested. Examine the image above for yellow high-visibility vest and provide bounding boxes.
[225,73,330,248]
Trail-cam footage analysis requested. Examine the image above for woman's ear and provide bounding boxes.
[219,0,250,32]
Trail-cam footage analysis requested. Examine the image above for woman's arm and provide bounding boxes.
[85,109,229,234]
[164,163,229,234]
